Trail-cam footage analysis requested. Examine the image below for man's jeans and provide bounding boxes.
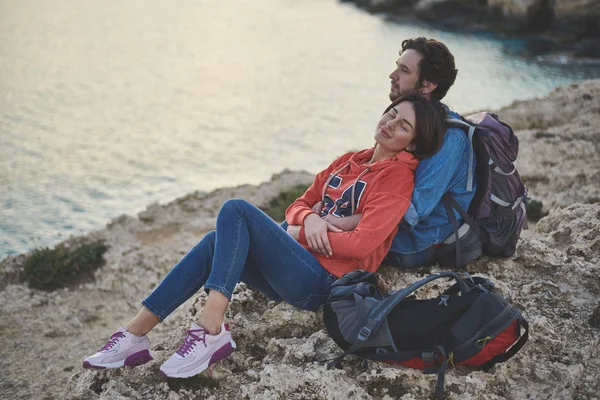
[142,199,337,321]
[383,245,437,269]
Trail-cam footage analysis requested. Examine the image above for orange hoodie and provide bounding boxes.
[285,148,418,277]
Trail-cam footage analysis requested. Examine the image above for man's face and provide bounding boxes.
[388,49,422,101]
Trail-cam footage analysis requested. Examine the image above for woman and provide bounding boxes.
[83,93,447,378]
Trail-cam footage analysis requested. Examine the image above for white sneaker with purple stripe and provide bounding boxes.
[83,327,153,369]
[159,322,237,378]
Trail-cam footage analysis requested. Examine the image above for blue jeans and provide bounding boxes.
[142,199,337,321]
[383,245,437,269]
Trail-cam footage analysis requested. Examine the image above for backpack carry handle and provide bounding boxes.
[357,272,470,343]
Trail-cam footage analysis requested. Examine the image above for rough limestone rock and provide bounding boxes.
[350,0,600,57]
[346,0,417,12]
[414,0,552,31]
[486,0,554,31]
[1,81,599,399]
[554,0,600,30]
[414,0,485,22]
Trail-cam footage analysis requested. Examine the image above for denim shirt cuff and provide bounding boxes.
[401,202,418,231]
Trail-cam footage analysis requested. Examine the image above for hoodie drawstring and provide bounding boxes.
[350,168,370,214]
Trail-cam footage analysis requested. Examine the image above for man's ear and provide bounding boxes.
[421,80,438,95]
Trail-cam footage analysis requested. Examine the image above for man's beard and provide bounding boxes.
[389,83,421,102]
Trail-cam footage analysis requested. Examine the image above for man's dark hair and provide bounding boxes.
[383,93,447,160]
[401,37,458,101]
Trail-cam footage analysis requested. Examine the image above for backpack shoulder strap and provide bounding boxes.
[447,117,477,193]
[358,272,470,343]
[442,193,480,234]
[442,192,484,267]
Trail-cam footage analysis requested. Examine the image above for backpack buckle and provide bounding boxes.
[422,352,437,374]
[438,295,449,307]
[476,284,489,293]
[357,326,372,341]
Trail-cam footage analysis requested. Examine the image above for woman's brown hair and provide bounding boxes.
[383,93,447,160]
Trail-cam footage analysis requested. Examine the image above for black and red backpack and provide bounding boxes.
[323,270,529,397]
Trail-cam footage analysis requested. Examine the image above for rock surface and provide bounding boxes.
[347,0,600,59]
[0,80,599,399]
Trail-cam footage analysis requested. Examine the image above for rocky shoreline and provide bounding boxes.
[1,80,599,399]
[343,0,600,60]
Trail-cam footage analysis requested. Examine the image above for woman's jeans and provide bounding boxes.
[142,199,337,321]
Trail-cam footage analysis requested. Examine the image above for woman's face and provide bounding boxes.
[374,100,417,153]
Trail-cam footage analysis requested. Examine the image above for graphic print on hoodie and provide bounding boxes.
[285,147,418,278]
[320,170,368,218]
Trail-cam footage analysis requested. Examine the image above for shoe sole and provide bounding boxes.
[160,340,236,378]
[83,349,153,369]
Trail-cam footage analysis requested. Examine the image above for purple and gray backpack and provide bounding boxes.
[437,112,528,268]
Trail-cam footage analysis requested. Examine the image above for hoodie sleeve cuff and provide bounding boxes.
[299,226,308,245]
[289,209,315,226]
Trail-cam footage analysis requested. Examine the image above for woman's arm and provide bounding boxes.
[286,225,301,241]
[322,214,363,231]
[285,152,355,226]
[296,167,414,258]
[285,152,355,254]
[312,199,363,232]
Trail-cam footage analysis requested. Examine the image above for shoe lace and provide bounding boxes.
[177,329,207,357]
[101,332,126,351]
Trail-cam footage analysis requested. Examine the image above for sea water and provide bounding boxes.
[1,0,599,259]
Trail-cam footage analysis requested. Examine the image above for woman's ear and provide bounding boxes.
[406,143,416,152]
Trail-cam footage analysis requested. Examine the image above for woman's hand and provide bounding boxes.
[311,201,324,215]
[286,225,301,241]
[303,213,342,256]
[323,213,362,231]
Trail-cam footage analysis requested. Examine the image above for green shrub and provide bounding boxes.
[525,199,546,221]
[261,183,311,221]
[23,241,108,290]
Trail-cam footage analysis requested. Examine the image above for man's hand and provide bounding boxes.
[323,213,362,231]
[303,213,342,256]
[286,225,301,241]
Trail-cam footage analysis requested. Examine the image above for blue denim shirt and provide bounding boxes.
[390,108,476,254]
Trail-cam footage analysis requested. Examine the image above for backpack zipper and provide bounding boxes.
[451,302,518,356]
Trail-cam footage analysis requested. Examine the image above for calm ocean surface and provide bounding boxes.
[1,0,599,259]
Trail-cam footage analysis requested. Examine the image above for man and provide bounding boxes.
[285,37,474,268]
[384,37,475,268]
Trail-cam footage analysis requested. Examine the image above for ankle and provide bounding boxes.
[126,328,147,337]
[125,307,159,336]
[196,317,222,335]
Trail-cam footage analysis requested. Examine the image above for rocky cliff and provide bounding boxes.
[345,0,600,59]
[0,80,599,400]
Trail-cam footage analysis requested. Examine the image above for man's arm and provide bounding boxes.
[404,129,468,229]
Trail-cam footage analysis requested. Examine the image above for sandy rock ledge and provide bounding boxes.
[0,80,599,400]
